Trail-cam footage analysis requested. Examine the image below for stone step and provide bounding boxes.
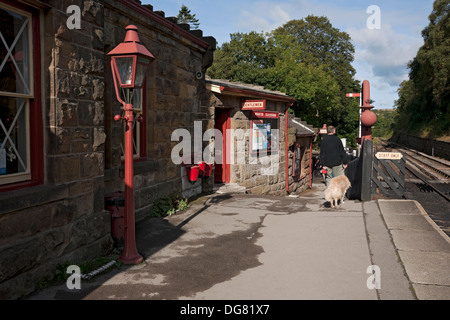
[213,183,247,194]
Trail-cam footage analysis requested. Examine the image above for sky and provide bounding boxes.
[145,0,435,109]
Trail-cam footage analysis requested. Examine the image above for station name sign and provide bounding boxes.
[241,99,266,110]
[375,152,403,160]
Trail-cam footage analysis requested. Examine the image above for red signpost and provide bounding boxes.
[346,80,377,145]
[360,80,377,144]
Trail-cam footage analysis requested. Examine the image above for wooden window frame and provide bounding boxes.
[293,142,302,178]
[0,0,43,192]
[120,87,147,161]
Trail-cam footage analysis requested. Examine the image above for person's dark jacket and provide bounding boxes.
[319,135,348,168]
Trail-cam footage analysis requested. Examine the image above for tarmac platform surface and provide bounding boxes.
[27,181,450,300]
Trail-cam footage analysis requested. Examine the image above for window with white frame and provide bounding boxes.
[0,3,33,185]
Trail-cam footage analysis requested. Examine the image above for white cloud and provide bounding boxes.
[209,0,429,109]
[347,23,425,108]
[235,3,292,32]
[348,25,423,86]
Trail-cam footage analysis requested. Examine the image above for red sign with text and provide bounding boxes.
[252,111,279,119]
[241,100,266,110]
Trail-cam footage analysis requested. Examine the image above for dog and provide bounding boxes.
[324,175,351,208]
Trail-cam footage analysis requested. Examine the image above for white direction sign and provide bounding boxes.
[375,152,403,160]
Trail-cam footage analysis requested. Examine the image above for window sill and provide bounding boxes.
[0,184,68,215]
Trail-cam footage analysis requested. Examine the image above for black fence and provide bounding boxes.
[346,140,373,201]
[346,139,405,200]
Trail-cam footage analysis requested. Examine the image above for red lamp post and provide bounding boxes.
[108,25,154,264]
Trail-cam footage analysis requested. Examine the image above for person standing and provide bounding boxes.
[319,126,348,185]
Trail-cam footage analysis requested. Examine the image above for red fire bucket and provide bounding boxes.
[198,161,212,177]
[187,165,200,182]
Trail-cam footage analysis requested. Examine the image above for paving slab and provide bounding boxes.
[26,184,449,301]
[186,211,376,300]
[378,199,450,300]
[363,201,415,300]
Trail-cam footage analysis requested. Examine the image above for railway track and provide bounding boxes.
[374,140,450,237]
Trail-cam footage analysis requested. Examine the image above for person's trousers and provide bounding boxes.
[325,164,345,185]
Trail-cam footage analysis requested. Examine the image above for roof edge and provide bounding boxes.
[206,78,295,103]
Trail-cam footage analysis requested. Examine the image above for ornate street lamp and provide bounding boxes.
[108,25,154,264]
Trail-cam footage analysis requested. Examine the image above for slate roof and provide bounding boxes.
[289,117,317,136]
[206,77,295,102]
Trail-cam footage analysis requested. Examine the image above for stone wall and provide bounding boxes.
[391,132,450,161]
[0,0,216,299]
[0,0,111,300]
[208,93,290,196]
[102,0,216,220]
[287,133,313,195]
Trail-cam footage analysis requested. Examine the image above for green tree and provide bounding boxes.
[272,16,360,143]
[207,15,361,146]
[394,0,449,138]
[177,4,200,30]
[207,31,277,85]
[373,109,396,138]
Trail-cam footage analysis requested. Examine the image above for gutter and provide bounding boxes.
[309,136,313,189]
[218,86,295,103]
[285,104,290,193]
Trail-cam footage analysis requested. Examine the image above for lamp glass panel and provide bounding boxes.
[135,57,150,87]
[115,57,134,86]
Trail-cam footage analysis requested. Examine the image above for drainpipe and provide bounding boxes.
[285,103,290,193]
[309,136,313,189]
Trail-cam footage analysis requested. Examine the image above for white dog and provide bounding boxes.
[324,175,351,208]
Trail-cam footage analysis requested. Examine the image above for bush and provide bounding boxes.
[151,196,189,217]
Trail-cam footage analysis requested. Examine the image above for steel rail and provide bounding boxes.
[404,162,450,202]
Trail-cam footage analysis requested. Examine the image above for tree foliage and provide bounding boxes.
[372,109,397,139]
[207,15,361,147]
[394,0,449,138]
[177,4,200,30]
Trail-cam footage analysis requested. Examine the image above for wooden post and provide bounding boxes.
[361,139,373,201]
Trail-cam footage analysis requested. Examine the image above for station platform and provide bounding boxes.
[27,180,450,301]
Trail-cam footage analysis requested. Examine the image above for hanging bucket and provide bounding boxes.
[187,165,200,182]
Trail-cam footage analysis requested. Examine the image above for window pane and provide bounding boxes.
[120,113,140,158]
[0,96,28,175]
[132,88,142,110]
[0,7,31,95]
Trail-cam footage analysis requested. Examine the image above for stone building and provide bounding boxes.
[0,0,215,299]
[287,117,317,194]
[0,0,317,300]
[206,78,317,196]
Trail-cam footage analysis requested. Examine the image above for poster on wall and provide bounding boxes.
[251,112,279,154]
[252,121,271,151]
[294,143,301,177]
[0,147,6,175]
